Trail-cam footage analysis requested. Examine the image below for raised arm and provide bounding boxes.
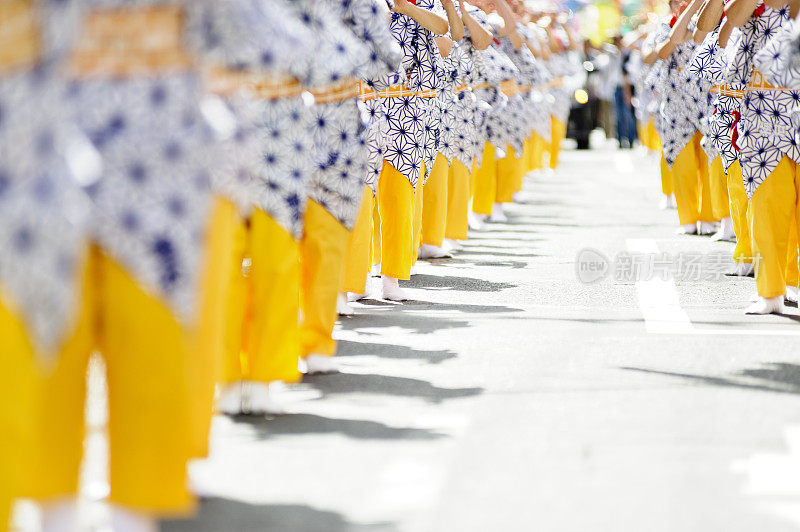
[723,0,759,28]
[494,0,524,48]
[717,16,734,46]
[461,4,493,50]
[669,0,703,45]
[442,0,465,41]
[559,18,580,51]
[394,0,449,35]
[697,0,723,32]
[435,35,454,57]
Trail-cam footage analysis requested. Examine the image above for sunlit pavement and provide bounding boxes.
[18,139,800,531]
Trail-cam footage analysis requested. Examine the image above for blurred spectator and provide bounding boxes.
[612,34,638,149]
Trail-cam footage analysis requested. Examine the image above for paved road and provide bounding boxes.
[23,143,800,531]
[164,143,800,532]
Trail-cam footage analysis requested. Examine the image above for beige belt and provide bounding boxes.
[358,82,437,100]
[747,70,789,92]
[308,78,359,104]
[359,83,414,100]
[205,66,303,100]
[709,85,744,98]
[0,0,40,75]
[68,5,194,79]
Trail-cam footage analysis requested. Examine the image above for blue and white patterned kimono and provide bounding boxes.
[456,5,495,167]
[499,27,547,158]
[418,0,449,183]
[64,0,223,328]
[753,11,800,153]
[280,0,373,230]
[657,22,705,166]
[366,1,445,189]
[629,46,653,126]
[355,0,404,194]
[545,51,579,127]
[461,6,517,161]
[679,20,716,165]
[436,40,477,169]
[646,18,672,150]
[727,4,800,198]
[687,24,744,172]
[0,0,89,360]
[519,23,553,146]
[190,0,316,239]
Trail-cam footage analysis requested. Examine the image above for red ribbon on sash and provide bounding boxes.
[730,109,741,152]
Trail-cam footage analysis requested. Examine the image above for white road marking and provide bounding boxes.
[627,239,694,334]
[732,425,800,526]
[627,239,800,336]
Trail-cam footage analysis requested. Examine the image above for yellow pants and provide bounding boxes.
[496,145,519,204]
[648,120,661,153]
[445,159,470,241]
[514,148,527,192]
[523,136,534,173]
[377,160,415,279]
[469,158,478,196]
[727,161,752,264]
[671,132,714,225]
[641,119,657,152]
[300,200,349,357]
[412,163,426,264]
[193,197,242,458]
[342,186,374,294]
[660,154,674,196]
[788,222,800,290]
[35,246,195,516]
[0,499,8,532]
[472,142,497,215]
[697,149,714,223]
[549,117,567,170]
[372,197,381,267]
[748,156,800,298]
[224,207,302,385]
[0,293,43,529]
[532,133,546,171]
[421,153,449,248]
[709,156,731,220]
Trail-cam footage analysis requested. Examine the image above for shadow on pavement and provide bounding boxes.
[396,301,524,314]
[463,226,547,236]
[303,372,483,403]
[454,249,541,259]
[622,362,800,395]
[429,257,529,269]
[403,273,516,293]
[336,339,458,364]
[161,498,396,532]
[228,413,447,441]
[339,301,523,336]
[340,310,470,335]
[504,217,579,228]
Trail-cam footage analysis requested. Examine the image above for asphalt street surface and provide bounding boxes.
[20,142,800,531]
